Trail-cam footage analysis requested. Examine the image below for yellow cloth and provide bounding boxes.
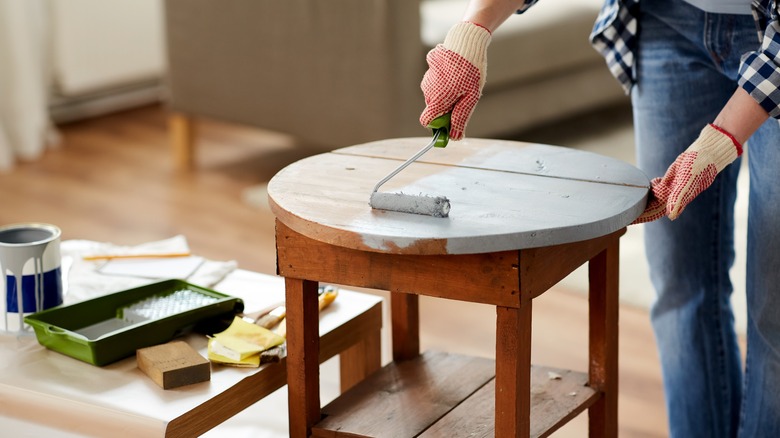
[207,316,285,367]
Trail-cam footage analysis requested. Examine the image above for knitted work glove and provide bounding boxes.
[633,124,742,223]
[420,22,491,141]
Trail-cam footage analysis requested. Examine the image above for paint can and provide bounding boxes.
[0,223,62,333]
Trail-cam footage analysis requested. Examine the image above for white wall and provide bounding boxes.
[49,0,165,97]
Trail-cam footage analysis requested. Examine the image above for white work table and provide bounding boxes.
[0,269,383,437]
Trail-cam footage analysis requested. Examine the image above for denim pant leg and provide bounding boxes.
[632,2,749,437]
[740,120,780,437]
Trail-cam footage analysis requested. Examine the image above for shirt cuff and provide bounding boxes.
[738,17,780,118]
[739,51,780,119]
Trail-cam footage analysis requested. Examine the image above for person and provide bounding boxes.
[419,0,780,436]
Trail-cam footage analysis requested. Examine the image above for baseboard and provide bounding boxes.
[49,80,164,124]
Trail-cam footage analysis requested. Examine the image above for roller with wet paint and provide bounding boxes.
[368,114,452,218]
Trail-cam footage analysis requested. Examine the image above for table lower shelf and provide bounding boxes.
[312,351,599,438]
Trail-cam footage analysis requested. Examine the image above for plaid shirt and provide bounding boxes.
[519,0,780,118]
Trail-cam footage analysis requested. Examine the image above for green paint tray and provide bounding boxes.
[24,279,244,366]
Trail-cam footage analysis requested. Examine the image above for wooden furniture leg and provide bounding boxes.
[588,238,619,437]
[285,278,321,438]
[338,328,381,392]
[495,294,532,438]
[391,291,420,362]
[169,112,196,171]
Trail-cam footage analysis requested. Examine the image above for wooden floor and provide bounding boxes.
[0,104,669,436]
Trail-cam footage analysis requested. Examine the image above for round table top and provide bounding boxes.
[268,138,649,255]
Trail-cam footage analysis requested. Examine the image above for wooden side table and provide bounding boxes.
[269,138,648,437]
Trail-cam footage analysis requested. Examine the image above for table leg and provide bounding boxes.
[391,291,420,362]
[495,297,532,438]
[169,112,196,171]
[339,328,381,392]
[588,238,619,437]
[285,278,321,438]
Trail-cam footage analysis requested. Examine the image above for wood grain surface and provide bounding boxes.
[312,351,496,437]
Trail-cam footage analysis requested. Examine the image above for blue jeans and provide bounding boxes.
[632,0,780,436]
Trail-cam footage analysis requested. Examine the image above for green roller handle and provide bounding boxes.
[427,113,451,148]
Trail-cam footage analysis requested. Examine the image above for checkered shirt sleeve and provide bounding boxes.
[589,0,640,94]
[739,0,780,118]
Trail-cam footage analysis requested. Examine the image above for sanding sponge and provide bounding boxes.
[137,341,210,389]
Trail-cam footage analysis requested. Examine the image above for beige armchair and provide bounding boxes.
[164,0,625,169]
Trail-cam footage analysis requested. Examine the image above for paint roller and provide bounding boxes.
[368,114,452,218]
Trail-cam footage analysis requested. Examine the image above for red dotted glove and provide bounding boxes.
[633,124,742,224]
[420,22,491,141]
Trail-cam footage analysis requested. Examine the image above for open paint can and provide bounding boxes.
[0,223,62,332]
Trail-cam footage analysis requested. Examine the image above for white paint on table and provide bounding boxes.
[268,138,650,255]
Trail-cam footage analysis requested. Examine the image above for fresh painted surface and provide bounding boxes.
[268,138,649,255]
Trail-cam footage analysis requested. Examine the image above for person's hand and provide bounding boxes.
[632,183,668,223]
[633,124,742,224]
[420,22,491,141]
